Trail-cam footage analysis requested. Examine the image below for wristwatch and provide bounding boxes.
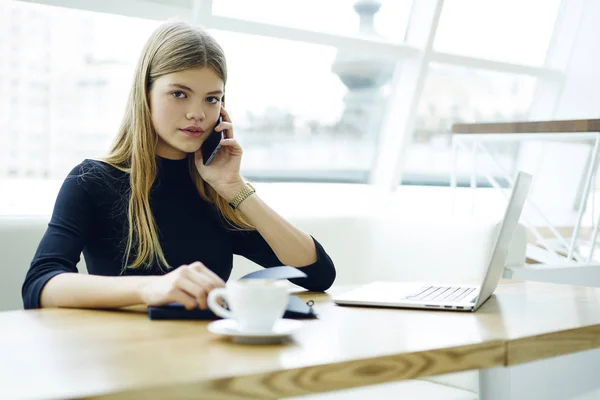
[229,183,256,210]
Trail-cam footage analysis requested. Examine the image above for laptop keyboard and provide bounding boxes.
[404,286,476,303]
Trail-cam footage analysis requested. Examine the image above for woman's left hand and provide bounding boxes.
[195,106,245,199]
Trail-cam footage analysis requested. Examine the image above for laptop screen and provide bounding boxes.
[473,171,532,310]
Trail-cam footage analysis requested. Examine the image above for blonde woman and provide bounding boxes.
[22,21,336,310]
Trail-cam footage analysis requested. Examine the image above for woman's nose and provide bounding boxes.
[186,109,205,122]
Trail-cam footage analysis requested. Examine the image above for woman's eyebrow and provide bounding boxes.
[168,83,194,92]
[167,84,222,96]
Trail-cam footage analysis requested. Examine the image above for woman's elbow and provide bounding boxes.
[22,271,65,309]
[317,265,337,291]
[304,262,337,292]
[21,283,40,310]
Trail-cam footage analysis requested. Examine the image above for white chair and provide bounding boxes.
[0,216,49,311]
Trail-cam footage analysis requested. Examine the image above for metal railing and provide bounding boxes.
[450,119,600,267]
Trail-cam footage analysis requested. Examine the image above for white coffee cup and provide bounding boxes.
[207,279,289,333]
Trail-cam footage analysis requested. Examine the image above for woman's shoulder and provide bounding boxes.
[64,159,129,194]
[74,158,127,175]
[66,159,127,180]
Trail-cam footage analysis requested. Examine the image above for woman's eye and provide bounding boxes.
[206,96,220,104]
[171,91,187,99]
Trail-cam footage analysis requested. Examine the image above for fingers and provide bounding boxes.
[189,262,226,288]
[216,121,233,139]
[218,106,233,138]
[215,121,232,131]
[220,105,231,123]
[176,262,226,309]
[169,288,197,311]
[174,275,209,309]
[218,138,243,153]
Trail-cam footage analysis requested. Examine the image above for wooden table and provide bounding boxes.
[452,118,600,135]
[2,280,600,400]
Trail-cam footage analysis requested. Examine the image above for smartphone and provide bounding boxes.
[201,115,223,165]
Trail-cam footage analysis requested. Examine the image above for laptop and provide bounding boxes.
[333,171,532,312]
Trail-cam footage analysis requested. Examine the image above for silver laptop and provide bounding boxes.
[333,171,532,312]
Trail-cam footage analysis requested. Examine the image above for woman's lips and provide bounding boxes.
[180,128,204,138]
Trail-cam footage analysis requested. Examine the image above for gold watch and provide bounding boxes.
[229,183,256,210]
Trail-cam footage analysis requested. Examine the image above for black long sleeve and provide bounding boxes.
[22,163,91,309]
[230,229,336,292]
[22,157,336,309]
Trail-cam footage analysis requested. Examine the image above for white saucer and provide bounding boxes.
[207,319,303,344]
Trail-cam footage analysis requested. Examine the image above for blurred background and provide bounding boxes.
[1,0,599,221]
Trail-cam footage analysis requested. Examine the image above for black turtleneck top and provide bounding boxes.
[22,157,336,309]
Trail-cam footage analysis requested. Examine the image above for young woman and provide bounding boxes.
[22,21,336,310]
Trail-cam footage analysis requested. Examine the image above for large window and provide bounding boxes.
[212,0,412,41]
[1,0,393,183]
[399,0,562,186]
[0,1,158,179]
[434,0,561,66]
[0,0,566,186]
[404,64,537,185]
[213,30,391,182]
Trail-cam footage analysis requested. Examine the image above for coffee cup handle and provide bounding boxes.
[207,288,233,319]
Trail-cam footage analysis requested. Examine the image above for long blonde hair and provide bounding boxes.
[103,21,253,272]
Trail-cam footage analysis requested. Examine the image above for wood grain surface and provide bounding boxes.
[1,281,600,399]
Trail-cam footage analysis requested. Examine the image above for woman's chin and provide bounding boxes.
[178,142,202,154]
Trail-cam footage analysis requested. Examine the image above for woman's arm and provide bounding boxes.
[40,273,151,308]
[196,106,335,291]
[221,183,316,267]
[24,162,150,309]
[23,163,94,309]
[40,262,225,310]
[195,109,316,266]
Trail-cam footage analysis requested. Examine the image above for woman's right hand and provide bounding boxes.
[138,262,226,310]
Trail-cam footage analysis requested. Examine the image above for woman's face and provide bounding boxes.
[149,67,224,160]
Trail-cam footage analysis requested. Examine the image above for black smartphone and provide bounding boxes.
[201,115,223,165]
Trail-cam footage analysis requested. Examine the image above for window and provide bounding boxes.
[0,0,565,187]
[0,0,158,179]
[212,29,392,182]
[403,63,536,185]
[434,0,561,66]
[212,0,413,42]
